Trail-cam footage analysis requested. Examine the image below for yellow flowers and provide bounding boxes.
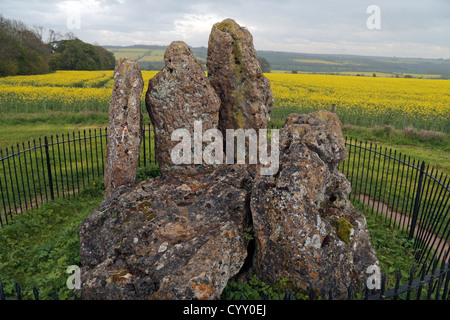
[265,73,450,132]
[0,70,113,87]
[0,71,113,112]
[266,73,449,119]
[0,71,448,132]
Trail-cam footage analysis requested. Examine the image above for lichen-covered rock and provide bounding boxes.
[250,111,378,299]
[104,58,144,198]
[79,165,253,300]
[280,110,347,169]
[207,18,274,132]
[145,41,221,176]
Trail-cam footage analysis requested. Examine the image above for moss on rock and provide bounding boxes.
[333,217,354,245]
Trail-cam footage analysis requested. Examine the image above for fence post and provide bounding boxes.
[44,136,55,200]
[409,161,425,239]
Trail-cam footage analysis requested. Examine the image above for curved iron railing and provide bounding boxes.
[0,127,449,295]
[339,137,450,270]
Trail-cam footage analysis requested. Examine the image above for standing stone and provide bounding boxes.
[251,110,378,299]
[280,111,348,170]
[104,58,144,199]
[145,41,221,176]
[79,164,253,300]
[207,18,274,132]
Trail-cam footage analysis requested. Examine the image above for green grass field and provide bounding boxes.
[0,171,423,300]
[0,70,448,299]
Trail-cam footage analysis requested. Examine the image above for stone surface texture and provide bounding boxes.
[104,58,144,198]
[80,165,253,300]
[207,18,274,132]
[145,41,221,176]
[251,110,378,299]
[80,19,378,301]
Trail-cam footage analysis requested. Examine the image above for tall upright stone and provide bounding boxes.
[207,19,274,133]
[145,41,221,176]
[104,58,144,198]
[250,110,378,299]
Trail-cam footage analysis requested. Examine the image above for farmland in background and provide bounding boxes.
[104,45,450,79]
[1,71,448,133]
[0,67,449,301]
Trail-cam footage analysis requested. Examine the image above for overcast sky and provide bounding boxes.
[1,0,449,59]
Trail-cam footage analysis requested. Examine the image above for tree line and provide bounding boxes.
[0,15,115,77]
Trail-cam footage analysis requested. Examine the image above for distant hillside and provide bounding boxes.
[104,44,450,79]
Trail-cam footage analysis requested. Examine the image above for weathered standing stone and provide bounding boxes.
[79,165,253,300]
[145,41,221,176]
[280,111,348,169]
[250,110,378,299]
[104,58,144,199]
[82,16,379,300]
[207,19,274,132]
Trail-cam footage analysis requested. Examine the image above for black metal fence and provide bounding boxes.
[1,126,450,300]
[2,261,449,300]
[0,124,156,227]
[338,138,450,271]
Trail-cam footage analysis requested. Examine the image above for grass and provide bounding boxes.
[342,124,450,176]
[0,179,105,300]
[339,137,450,241]
[0,165,160,300]
[0,121,157,227]
[0,70,448,299]
[137,50,165,62]
[355,201,417,284]
[0,121,108,149]
[0,111,448,233]
[0,166,422,300]
[292,59,346,65]
[222,200,442,300]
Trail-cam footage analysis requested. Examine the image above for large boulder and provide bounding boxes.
[207,19,273,132]
[280,111,347,169]
[81,18,378,301]
[145,41,221,176]
[251,110,378,299]
[104,58,144,198]
[79,165,253,300]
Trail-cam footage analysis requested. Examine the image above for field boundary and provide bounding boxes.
[340,137,450,271]
[1,127,449,269]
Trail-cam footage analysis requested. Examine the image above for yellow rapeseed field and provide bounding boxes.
[0,71,159,112]
[266,73,450,131]
[0,70,448,132]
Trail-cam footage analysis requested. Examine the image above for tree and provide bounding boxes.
[0,15,115,76]
[50,38,115,71]
[258,56,271,73]
[0,15,50,76]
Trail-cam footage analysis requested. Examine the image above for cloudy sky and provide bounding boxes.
[1,0,449,59]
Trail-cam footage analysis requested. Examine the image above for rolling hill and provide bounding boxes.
[103,45,450,79]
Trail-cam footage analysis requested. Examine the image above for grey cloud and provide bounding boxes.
[0,0,448,58]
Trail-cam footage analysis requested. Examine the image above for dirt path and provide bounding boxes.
[358,194,449,263]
